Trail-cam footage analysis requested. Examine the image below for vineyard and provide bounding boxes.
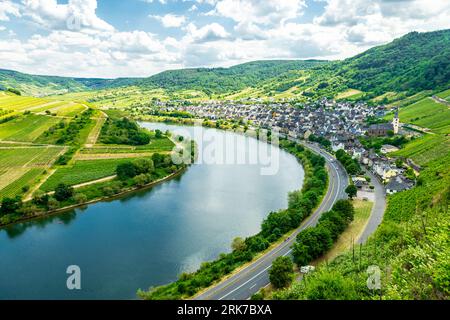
[40,157,145,192]
[0,114,62,142]
[388,97,450,134]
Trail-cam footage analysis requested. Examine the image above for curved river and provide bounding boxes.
[0,123,304,299]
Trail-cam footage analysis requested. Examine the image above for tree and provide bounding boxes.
[269,256,294,289]
[54,183,74,201]
[73,193,88,204]
[0,196,22,216]
[231,237,246,252]
[345,185,358,199]
[116,162,137,180]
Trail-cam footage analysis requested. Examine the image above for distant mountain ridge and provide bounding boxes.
[0,29,449,98]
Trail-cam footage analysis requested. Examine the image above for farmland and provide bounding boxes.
[0,92,179,213]
[0,114,62,142]
[436,88,450,102]
[40,158,145,192]
[387,97,450,134]
[0,146,65,198]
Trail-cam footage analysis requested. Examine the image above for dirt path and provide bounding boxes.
[432,95,450,107]
[85,111,107,147]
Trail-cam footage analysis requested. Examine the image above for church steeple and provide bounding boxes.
[392,107,400,134]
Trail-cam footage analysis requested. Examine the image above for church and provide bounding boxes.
[368,108,400,137]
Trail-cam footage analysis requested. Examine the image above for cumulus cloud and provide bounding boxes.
[184,22,230,43]
[150,14,187,28]
[21,0,114,32]
[0,0,449,78]
[0,0,20,21]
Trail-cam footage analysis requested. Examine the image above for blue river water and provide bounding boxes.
[0,123,304,299]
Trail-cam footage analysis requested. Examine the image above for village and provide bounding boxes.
[143,98,419,196]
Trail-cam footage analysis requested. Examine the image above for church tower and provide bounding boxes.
[392,107,400,134]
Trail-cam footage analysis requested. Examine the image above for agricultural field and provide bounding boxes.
[0,94,50,112]
[335,89,364,100]
[0,146,65,198]
[391,134,450,166]
[40,158,145,192]
[436,88,450,102]
[80,136,174,154]
[0,169,43,198]
[0,114,62,142]
[47,103,87,117]
[387,97,450,134]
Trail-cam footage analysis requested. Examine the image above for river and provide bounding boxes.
[0,123,304,299]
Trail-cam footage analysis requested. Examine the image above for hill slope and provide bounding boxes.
[1,29,449,101]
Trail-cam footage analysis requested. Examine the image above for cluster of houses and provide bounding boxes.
[148,98,417,195]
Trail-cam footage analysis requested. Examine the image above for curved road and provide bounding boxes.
[357,169,386,244]
[195,142,348,300]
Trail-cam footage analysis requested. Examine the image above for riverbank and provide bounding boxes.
[0,165,188,229]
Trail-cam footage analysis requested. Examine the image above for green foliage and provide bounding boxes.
[269,256,294,289]
[335,149,361,175]
[345,185,358,199]
[100,117,151,145]
[292,200,355,266]
[54,183,74,201]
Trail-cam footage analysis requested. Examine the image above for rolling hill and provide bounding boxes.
[0,29,449,102]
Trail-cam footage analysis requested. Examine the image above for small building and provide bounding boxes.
[386,176,414,194]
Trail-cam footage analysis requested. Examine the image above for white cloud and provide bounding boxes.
[0,0,449,79]
[149,14,187,28]
[212,0,306,25]
[0,0,20,21]
[184,22,230,43]
[21,0,114,32]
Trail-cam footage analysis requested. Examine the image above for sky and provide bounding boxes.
[0,0,449,79]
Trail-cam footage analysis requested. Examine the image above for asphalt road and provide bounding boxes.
[195,142,349,300]
[357,169,387,244]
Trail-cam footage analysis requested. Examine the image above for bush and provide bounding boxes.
[269,256,294,289]
[54,183,74,201]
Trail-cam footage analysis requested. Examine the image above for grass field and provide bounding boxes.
[40,158,145,192]
[0,114,62,142]
[48,103,87,117]
[318,200,373,263]
[335,89,364,100]
[387,97,450,134]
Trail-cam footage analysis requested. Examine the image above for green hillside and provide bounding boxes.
[135,60,325,95]
[1,29,449,102]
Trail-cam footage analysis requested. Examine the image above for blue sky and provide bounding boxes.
[0,0,449,78]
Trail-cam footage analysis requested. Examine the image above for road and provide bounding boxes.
[357,169,387,244]
[195,142,349,300]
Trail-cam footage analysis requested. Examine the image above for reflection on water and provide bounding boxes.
[0,123,304,300]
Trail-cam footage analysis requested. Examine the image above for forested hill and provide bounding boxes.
[135,60,326,94]
[334,29,450,95]
[0,69,136,96]
[0,29,449,99]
